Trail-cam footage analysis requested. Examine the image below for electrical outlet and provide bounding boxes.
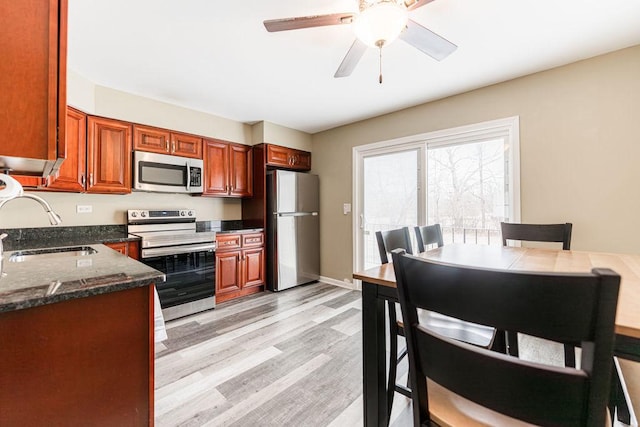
[76,205,92,214]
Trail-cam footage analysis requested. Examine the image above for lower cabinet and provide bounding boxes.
[0,286,154,426]
[105,241,140,260]
[216,231,265,303]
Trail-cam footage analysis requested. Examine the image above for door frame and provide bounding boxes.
[352,116,521,284]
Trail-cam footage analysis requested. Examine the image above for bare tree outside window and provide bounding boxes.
[427,139,507,245]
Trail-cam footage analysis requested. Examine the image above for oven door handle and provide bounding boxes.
[142,242,216,258]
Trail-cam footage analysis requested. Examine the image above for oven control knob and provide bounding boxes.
[180,211,185,216]
[131,212,137,218]
[141,212,147,218]
[188,211,193,216]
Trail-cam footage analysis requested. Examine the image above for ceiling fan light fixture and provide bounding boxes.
[353,1,408,48]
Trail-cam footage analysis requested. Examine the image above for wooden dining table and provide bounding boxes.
[353,244,640,427]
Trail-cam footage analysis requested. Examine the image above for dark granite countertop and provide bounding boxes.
[2,225,139,251]
[0,243,164,313]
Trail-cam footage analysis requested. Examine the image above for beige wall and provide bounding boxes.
[312,45,640,283]
[0,72,314,230]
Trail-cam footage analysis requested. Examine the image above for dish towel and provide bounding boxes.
[153,286,168,342]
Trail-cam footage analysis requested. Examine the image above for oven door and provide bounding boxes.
[143,249,215,309]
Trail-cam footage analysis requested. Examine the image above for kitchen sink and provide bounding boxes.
[8,246,98,263]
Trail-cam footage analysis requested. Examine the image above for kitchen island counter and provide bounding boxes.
[0,241,161,426]
[0,243,164,313]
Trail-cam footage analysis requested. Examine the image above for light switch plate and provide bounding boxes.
[343,203,351,215]
[77,205,92,214]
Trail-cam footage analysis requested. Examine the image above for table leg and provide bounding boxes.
[362,281,389,427]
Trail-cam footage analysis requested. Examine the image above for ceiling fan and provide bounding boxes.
[264,0,457,82]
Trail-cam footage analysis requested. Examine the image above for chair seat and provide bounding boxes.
[426,378,612,427]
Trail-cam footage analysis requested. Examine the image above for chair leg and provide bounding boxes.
[507,331,519,357]
[564,344,576,368]
[387,301,399,420]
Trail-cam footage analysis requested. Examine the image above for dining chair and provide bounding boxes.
[391,248,620,427]
[375,228,496,420]
[414,224,444,253]
[500,221,576,366]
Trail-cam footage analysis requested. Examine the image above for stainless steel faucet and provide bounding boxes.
[0,194,62,226]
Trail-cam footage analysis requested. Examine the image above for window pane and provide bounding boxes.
[363,150,418,268]
[427,139,507,245]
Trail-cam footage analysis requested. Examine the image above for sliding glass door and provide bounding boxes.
[361,149,420,269]
[353,117,520,275]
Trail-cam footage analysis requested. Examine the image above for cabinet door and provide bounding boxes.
[242,247,265,289]
[171,132,202,159]
[86,116,132,194]
[49,107,86,191]
[266,145,291,168]
[229,144,253,197]
[0,0,67,174]
[105,242,128,256]
[292,150,311,171]
[216,250,242,296]
[203,139,229,196]
[133,125,170,154]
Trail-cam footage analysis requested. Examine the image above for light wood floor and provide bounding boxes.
[154,282,585,427]
[154,282,391,427]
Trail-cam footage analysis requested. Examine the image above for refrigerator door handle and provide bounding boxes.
[277,212,317,217]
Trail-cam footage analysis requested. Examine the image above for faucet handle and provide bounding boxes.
[0,233,7,241]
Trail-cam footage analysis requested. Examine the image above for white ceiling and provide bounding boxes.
[67,0,640,134]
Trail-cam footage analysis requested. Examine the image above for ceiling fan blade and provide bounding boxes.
[334,39,368,78]
[399,19,457,61]
[264,13,354,32]
[403,0,437,11]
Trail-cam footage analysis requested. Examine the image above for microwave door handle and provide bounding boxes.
[186,161,191,191]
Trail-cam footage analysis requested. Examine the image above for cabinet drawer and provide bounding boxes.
[217,234,241,250]
[242,232,264,248]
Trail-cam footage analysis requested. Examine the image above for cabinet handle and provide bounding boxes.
[81,174,86,186]
[89,173,94,187]
[172,141,176,153]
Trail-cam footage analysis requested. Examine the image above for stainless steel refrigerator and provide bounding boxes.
[266,170,320,291]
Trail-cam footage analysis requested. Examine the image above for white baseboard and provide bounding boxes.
[319,276,361,291]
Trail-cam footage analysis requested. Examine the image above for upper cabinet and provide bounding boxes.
[48,107,86,192]
[86,116,132,194]
[133,124,202,159]
[44,110,131,194]
[0,0,67,176]
[265,144,311,171]
[203,139,253,198]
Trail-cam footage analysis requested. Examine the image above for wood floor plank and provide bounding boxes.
[201,354,332,427]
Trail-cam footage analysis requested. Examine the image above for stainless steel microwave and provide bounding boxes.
[133,151,204,194]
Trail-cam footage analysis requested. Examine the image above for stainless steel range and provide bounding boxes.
[128,209,216,321]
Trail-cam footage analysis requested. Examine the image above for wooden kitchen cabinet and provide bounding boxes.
[216,231,265,303]
[203,139,253,197]
[0,0,67,177]
[86,116,132,194]
[48,107,87,191]
[133,124,202,159]
[266,144,311,171]
[105,240,140,260]
[0,286,154,426]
